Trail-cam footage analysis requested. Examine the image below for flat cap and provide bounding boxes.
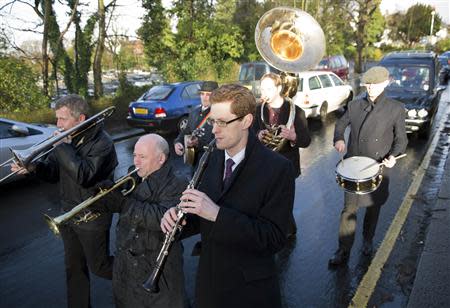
[199,81,219,92]
[361,66,389,84]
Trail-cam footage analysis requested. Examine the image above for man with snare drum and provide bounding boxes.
[329,66,407,266]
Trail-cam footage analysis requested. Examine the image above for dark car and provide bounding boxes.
[127,81,204,133]
[238,61,281,98]
[438,52,450,84]
[315,55,349,81]
[379,51,446,138]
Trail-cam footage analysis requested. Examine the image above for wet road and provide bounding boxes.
[0,97,443,307]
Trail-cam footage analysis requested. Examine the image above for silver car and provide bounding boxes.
[0,118,56,183]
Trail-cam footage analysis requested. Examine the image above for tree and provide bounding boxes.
[138,0,171,74]
[345,0,384,73]
[0,57,49,113]
[233,0,264,62]
[387,4,442,47]
[93,0,106,98]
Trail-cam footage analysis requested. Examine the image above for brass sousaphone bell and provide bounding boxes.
[255,7,325,151]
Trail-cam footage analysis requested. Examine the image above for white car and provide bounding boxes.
[0,118,56,184]
[293,71,353,121]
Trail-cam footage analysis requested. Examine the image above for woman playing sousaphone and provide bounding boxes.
[253,72,311,178]
[253,73,310,238]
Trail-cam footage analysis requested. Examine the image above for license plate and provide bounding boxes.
[134,108,148,115]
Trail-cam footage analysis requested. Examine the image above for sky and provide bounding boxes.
[0,0,448,46]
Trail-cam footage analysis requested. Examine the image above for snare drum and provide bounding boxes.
[335,156,383,194]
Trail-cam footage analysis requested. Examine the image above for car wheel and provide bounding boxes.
[177,116,188,132]
[319,102,328,122]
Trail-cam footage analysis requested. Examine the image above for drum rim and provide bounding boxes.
[335,171,381,182]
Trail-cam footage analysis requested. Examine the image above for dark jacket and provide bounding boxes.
[184,133,295,308]
[106,163,188,308]
[35,124,117,230]
[334,92,408,206]
[175,105,214,167]
[253,99,311,177]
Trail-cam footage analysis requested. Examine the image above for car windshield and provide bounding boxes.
[239,65,255,81]
[384,65,431,92]
[316,59,329,69]
[141,85,173,100]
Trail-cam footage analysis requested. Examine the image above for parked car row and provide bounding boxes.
[0,119,56,184]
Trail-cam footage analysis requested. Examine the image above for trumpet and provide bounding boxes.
[44,168,139,236]
[142,139,216,293]
[0,106,115,184]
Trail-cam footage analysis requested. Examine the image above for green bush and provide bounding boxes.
[0,57,49,113]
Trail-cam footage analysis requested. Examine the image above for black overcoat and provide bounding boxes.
[184,133,295,308]
[35,124,117,230]
[105,163,188,308]
[334,92,407,206]
[253,99,311,177]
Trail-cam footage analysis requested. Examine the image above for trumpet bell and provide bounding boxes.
[44,214,60,236]
[255,6,325,73]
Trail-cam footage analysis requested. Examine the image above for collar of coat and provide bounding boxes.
[72,121,103,148]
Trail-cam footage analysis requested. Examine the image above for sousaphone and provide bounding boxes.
[255,7,325,151]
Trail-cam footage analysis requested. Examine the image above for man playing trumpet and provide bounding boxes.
[97,134,187,308]
[11,94,117,308]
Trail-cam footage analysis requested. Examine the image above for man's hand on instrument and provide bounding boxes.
[334,140,346,153]
[279,124,296,141]
[258,129,268,141]
[179,188,219,222]
[160,207,186,233]
[174,142,184,156]
[53,129,72,145]
[383,155,396,168]
[186,136,199,147]
[10,161,30,174]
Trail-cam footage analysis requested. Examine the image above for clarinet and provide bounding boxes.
[142,139,216,293]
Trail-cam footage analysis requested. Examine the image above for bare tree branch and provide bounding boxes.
[58,0,79,42]
[0,0,17,11]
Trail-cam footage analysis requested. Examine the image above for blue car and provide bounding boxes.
[127,81,204,132]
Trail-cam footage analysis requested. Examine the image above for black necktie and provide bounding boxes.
[223,158,235,187]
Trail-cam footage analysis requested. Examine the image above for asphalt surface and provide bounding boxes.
[1,87,450,307]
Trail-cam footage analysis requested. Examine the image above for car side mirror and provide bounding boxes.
[10,125,30,136]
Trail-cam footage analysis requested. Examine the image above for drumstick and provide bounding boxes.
[359,153,407,172]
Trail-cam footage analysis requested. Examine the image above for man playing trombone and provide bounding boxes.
[96,134,187,308]
[11,94,118,308]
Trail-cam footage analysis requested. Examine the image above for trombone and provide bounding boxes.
[0,106,116,184]
[44,168,139,236]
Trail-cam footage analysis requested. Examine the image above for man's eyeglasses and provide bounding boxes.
[199,91,211,96]
[207,115,245,128]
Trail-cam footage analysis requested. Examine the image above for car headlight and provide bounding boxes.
[407,109,417,117]
[417,108,428,118]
